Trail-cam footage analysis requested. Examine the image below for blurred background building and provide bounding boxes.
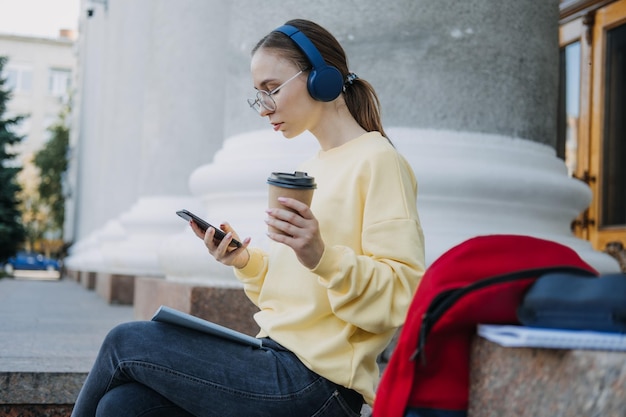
[0,29,76,254]
[0,31,75,154]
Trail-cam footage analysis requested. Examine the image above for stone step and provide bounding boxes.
[0,276,133,415]
[469,336,626,416]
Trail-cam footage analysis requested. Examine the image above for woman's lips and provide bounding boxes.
[272,123,282,131]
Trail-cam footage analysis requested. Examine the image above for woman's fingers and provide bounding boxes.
[265,198,324,269]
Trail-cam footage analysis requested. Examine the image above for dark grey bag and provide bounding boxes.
[518,273,626,333]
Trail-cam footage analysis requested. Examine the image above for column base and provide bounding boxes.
[134,276,260,336]
[95,272,135,305]
[79,271,96,290]
[65,269,80,282]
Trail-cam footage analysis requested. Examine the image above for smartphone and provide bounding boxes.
[176,209,242,248]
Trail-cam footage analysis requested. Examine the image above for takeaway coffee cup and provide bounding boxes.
[267,171,317,235]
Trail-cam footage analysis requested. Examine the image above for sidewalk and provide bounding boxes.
[0,275,134,373]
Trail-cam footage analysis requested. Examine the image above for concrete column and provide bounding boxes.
[65,0,153,276]
[364,0,616,271]
[66,0,232,302]
[72,0,152,239]
[345,1,559,144]
[69,0,228,237]
[96,0,229,280]
[136,0,228,194]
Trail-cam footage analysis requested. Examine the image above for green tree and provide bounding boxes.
[33,103,69,237]
[0,56,26,262]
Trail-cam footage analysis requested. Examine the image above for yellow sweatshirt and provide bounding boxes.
[235,131,425,405]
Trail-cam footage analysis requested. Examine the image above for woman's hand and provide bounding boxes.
[189,221,251,269]
[265,197,324,269]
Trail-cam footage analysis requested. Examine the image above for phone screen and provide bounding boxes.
[176,209,242,248]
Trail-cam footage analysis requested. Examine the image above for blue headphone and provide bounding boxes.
[273,24,344,102]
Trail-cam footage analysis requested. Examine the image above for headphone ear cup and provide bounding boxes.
[307,65,344,102]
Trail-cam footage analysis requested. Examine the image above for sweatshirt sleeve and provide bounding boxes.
[310,153,425,334]
[233,247,269,307]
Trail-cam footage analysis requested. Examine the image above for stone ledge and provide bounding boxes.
[0,371,84,404]
[134,276,260,336]
[0,405,73,417]
[469,336,626,417]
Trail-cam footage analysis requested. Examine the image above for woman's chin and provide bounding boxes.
[275,125,305,139]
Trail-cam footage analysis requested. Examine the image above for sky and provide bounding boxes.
[0,0,80,38]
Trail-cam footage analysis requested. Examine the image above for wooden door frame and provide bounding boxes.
[587,0,626,249]
[559,16,595,240]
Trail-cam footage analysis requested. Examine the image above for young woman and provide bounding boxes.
[71,19,425,417]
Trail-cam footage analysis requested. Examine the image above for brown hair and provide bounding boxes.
[252,19,388,140]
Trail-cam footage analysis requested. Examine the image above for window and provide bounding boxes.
[559,0,626,250]
[3,64,33,93]
[48,68,72,97]
[557,41,581,177]
[601,23,626,227]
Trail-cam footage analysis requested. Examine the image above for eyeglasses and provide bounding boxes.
[247,70,303,113]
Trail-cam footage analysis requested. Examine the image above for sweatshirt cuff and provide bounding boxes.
[234,248,265,279]
[310,245,345,288]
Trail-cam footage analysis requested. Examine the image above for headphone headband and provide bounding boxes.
[274,25,327,70]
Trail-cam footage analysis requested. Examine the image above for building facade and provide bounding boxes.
[0,31,76,249]
[0,31,75,163]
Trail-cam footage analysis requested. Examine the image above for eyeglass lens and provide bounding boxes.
[248,70,303,113]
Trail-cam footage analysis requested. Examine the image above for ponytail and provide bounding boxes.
[342,76,388,141]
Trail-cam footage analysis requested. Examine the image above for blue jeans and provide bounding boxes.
[71,321,363,417]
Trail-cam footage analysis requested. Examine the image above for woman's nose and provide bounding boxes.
[259,106,273,117]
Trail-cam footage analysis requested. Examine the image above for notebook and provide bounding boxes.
[151,305,262,348]
[478,324,626,351]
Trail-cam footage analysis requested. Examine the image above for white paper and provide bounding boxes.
[151,305,262,348]
[478,324,626,351]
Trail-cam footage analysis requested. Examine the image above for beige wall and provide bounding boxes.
[0,33,76,158]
